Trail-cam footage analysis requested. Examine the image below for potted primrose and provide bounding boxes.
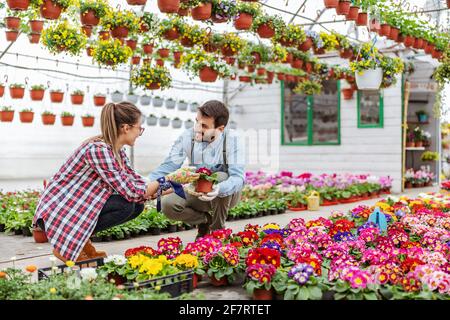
[195,167,218,193]
[147,114,158,126]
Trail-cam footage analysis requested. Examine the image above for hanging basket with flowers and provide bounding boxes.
[41,110,56,125]
[92,39,133,68]
[131,64,172,90]
[178,24,208,48]
[219,32,245,57]
[188,0,213,21]
[252,14,285,39]
[273,24,306,48]
[32,0,75,20]
[293,79,323,96]
[349,43,383,90]
[79,0,109,26]
[101,9,140,39]
[157,17,185,41]
[139,12,159,34]
[181,49,232,82]
[379,56,404,89]
[41,20,87,56]
[234,1,260,30]
[210,0,237,23]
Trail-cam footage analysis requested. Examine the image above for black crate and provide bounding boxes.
[37,257,104,280]
[122,270,194,298]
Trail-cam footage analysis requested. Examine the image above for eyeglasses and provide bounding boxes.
[130,124,145,136]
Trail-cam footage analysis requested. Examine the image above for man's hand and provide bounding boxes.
[166,166,200,184]
[149,188,174,200]
[198,185,220,201]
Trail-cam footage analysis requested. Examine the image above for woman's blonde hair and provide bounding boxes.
[86,101,142,162]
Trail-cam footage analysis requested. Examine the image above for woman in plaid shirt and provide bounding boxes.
[33,102,195,262]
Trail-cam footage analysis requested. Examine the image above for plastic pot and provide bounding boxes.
[1,111,15,122]
[40,0,62,20]
[153,97,164,107]
[196,179,213,193]
[147,116,158,126]
[234,12,253,30]
[159,117,170,127]
[111,92,123,102]
[93,95,106,106]
[355,67,382,90]
[140,95,151,106]
[126,94,139,104]
[19,111,34,123]
[165,99,176,109]
[177,101,188,111]
[172,119,182,128]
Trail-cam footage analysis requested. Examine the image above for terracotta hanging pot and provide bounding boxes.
[199,67,218,82]
[143,43,154,55]
[0,85,4,97]
[413,38,424,49]
[5,30,19,42]
[180,36,193,47]
[126,39,137,51]
[397,34,405,43]
[256,23,275,38]
[30,89,45,101]
[335,0,351,15]
[356,12,368,26]
[221,45,235,57]
[173,51,182,61]
[81,25,92,37]
[191,2,212,21]
[10,87,25,99]
[247,65,255,73]
[61,116,75,126]
[389,27,399,41]
[257,67,266,76]
[111,26,129,38]
[238,76,251,83]
[305,62,313,73]
[380,24,391,37]
[156,59,164,66]
[420,39,428,50]
[1,111,15,122]
[323,0,339,8]
[50,91,64,103]
[71,94,84,105]
[30,20,44,33]
[291,58,303,69]
[86,46,93,56]
[5,17,21,30]
[98,31,110,41]
[157,48,170,58]
[340,48,353,59]
[178,7,189,16]
[252,52,261,64]
[163,28,179,40]
[157,0,180,13]
[28,32,41,44]
[224,56,236,65]
[342,88,354,100]
[40,0,62,20]
[131,56,141,65]
[82,116,95,127]
[298,37,313,51]
[277,73,285,81]
[267,71,275,81]
[346,6,359,21]
[80,10,100,26]
[126,0,147,4]
[284,52,294,64]
[424,43,435,54]
[7,0,30,10]
[146,83,160,90]
[404,35,414,47]
[19,111,34,123]
[432,48,443,60]
[234,12,253,30]
[93,95,106,106]
[41,114,56,125]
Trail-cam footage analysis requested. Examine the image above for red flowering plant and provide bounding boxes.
[203,244,244,283]
[195,167,219,182]
[243,263,277,296]
[209,228,233,242]
[124,246,157,258]
[234,230,259,247]
[246,247,281,269]
[244,223,261,233]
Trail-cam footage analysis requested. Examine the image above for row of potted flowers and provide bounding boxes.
[0,108,96,126]
[404,168,435,189]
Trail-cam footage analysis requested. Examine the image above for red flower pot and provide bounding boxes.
[61,116,74,126]
[7,0,30,10]
[288,204,307,211]
[99,31,110,41]
[424,43,435,54]
[0,86,4,97]
[314,47,326,55]
[432,49,443,60]
[247,65,255,73]
[277,73,286,81]
[82,117,95,127]
[234,12,253,30]
[173,51,182,61]
[40,0,62,20]
[41,114,56,125]
[239,76,251,83]
[157,0,180,13]
[224,56,236,65]
[71,94,84,105]
[356,12,368,26]
[81,25,92,37]
[29,20,44,33]
[131,56,141,65]
[28,32,41,44]
[284,52,294,64]
[191,2,212,20]
[163,28,179,40]
[86,46,93,56]
[80,10,99,26]
[209,275,228,287]
[196,178,214,192]
[93,95,106,106]
[221,46,235,57]
[30,89,45,101]
[340,48,353,59]
[158,48,170,58]
[413,38,424,49]
[50,91,64,103]
[298,37,313,51]
[267,71,275,81]
[346,6,359,21]
[305,62,313,73]
[404,35,414,47]
[19,111,34,123]
[127,0,147,4]
[143,44,154,55]
[336,0,351,15]
[253,288,273,300]
[1,111,14,122]
[256,23,275,38]
[180,36,193,47]
[5,17,21,30]
[291,59,303,69]
[10,87,24,99]
[257,67,266,76]
[380,24,391,37]
[111,26,129,38]
[323,0,339,8]
[178,7,189,16]
[342,88,354,100]
[156,59,164,66]
[389,27,399,41]
[33,228,48,243]
[6,30,19,42]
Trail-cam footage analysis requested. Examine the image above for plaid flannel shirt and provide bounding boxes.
[33,140,148,261]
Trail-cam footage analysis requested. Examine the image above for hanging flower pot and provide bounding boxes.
[342,88,354,100]
[98,31,110,40]
[61,114,75,126]
[5,30,19,42]
[29,20,44,34]
[157,48,170,58]
[127,0,147,5]
[157,0,180,13]
[291,58,303,69]
[111,26,129,38]
[82,115,95,127]
[413,38,424,49]
[131,56,141,65]
[199,66,218,82]
[41,113,56,125]
[419,39,427,50]
[71,91,84,105]
[253,288,273,301]
[173,51,182,62]
[191,2,212,21]
[0,110,15,122]
[50,91,64,103]
[380,24,391,37]
[80,10,100,26]
[247,65,255,73]
[30,88,45,101]
[163,28,179,40]
[389,27,399,41]
[256,23,275,38]
[178,7,189,16]
[5,17,21,30]
[346,6,359,21]
[323,0,339,8]
[404,35,414,47]
[9,85,25,99]
[432,48,443,60]
[284,52,294,64]
[81,25,92,37]
[0,85,4,97]
[143,43,154,55]
[7,0,30,10]
[221,46,235,57]
[234,12,253,30]
[314,47,326,55]
[355,67,382,90]
[40,0,63,20]
[424,42,435,54]
[257,67,266,76]
[356,12,368,26]
[180,36,193,47]
[335,0,351,15]
[277,73,285,81]
[86,46,93,56]
[19,111,34,123]
[340,48,353,59]
[239,76,251,83]
[93,94,106,106]
[156,59,164,67]
[305,62,313,73]
[298,37,313,51]
[126,39,137,51]
[28,32,41,44]
[224,56,236,65]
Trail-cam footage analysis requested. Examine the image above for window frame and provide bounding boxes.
[357,90,384,128]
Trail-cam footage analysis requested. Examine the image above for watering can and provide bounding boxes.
[307,191,320,211]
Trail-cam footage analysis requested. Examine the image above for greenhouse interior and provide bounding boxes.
[0,0,450,304]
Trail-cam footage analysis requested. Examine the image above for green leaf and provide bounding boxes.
[296,287,309,300]
[284,289,296,300]
[364,292,378,300]
[308,286,323,300]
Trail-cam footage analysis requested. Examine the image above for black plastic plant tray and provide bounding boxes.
[122,270,194,298]
[37,257,105,280]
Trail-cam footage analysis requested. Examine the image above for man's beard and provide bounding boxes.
[195,130,216,142]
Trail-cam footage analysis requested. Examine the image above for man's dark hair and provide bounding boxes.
[198,100,229,128]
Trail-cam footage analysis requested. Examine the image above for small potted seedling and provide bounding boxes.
[0,106,14,122]
[184,119,194,129]
[147,113,158,126]
[93,93,106,106]
[61,111,75,126]
[19,108,34,123]
[111,90,123,102]
[71,89,85,105]
[159,115,170,127]
[172,117,182,128]
[153,95,164,107]
[50,89,64,103]
[190,102,199,112]
[177,99,188,111]
[82,114,95,127]
[126,90,139,104]
[165,97,176,109]
[30,84,46,101]
[195,167,218,193]
[416,110,428,123]
[41,110,56,125]
[140,93,151,106]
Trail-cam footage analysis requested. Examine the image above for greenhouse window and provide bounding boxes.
[357,90,384,128]
[281,80,340,146]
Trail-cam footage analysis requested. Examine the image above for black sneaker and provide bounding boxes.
[195,213,212,240]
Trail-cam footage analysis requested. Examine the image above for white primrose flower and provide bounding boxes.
[79,267,98,282]
[104,254,127,266]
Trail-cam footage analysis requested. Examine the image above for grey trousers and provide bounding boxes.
[160,173,241,230]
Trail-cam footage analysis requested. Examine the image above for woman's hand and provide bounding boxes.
[149,188,174,200]
[166,167,200,184]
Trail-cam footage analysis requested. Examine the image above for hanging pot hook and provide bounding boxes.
[4,75,8,83]
[47,81,51,89]
[24,77,29,87]
[332,14,337,22]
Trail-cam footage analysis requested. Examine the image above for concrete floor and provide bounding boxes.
[0,186,437,299]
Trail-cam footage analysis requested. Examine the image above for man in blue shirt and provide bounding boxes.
[149,100,245,239]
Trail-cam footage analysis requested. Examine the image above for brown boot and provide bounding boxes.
[82,239,107,259]
[52,249,91,263]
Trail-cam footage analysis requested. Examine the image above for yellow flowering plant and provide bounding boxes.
[100,9,140,34]
[92,39,133,68]
[157,17,186,39]
[349,43,382,74]
[219,32,245,56]
[79,0,109,17]
[131,64,172,90]
[380,56,404,88]
[293,80,323,96]
[273,24,306,47]
[319,32,339,52]
[41,20,87,56]
[178,24,208,47]
[181,49,233,79]
[126,254,180,282]
[30,0,77,10]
